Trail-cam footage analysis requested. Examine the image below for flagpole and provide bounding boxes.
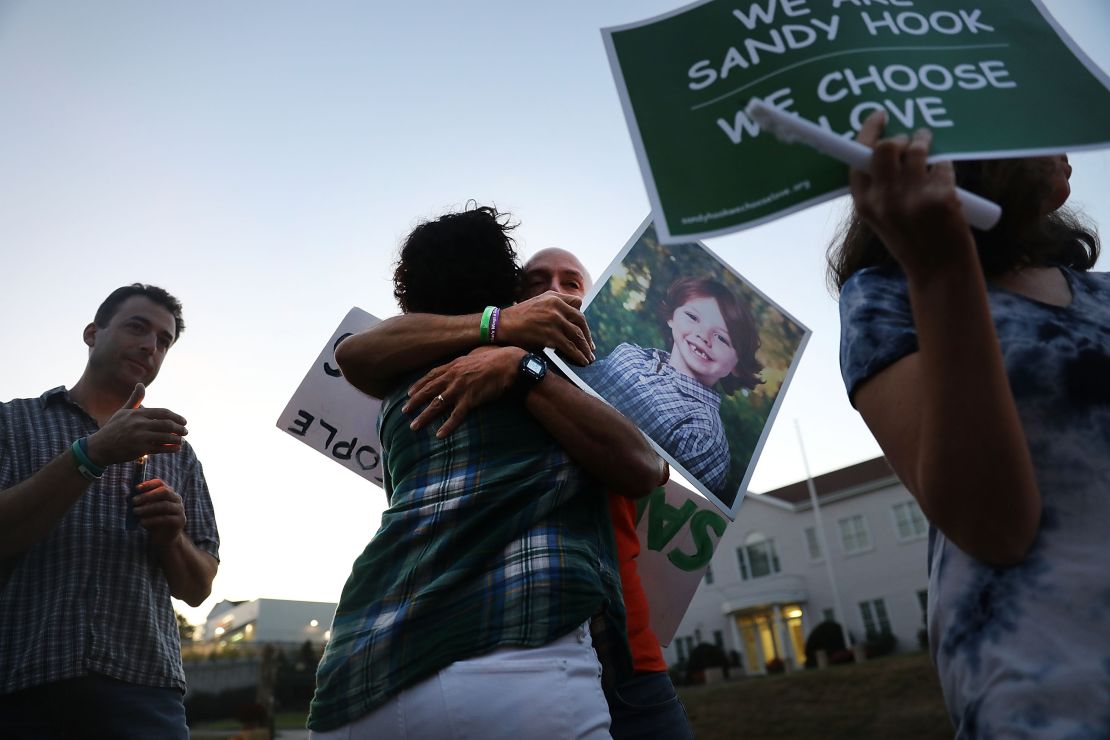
[794,419,852,648]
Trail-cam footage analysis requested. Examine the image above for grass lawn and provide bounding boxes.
[189,653,949,738]
[191,710,308,732]
[678,651,952,739]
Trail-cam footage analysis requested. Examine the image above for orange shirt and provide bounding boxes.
[608,494,668,674]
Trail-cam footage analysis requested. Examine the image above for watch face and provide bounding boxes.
[525,357,545,375]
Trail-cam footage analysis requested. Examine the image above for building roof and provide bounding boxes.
[755,456,897,508]
[205,598,249,620]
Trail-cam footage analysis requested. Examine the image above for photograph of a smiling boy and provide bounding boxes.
[574,224,808,513]
[578,277,761,501]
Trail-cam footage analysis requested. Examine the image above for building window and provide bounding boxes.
[859,598,892,636]
[704,564,714,585]
[822,608,835,623]
[893,501,928,541]
[839,514,872,554]
[917,589,928,619]
[804,526,823,561]
[714,630,724,649]
[737,532,781,580]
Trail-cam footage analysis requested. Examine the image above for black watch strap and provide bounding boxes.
[515,352,548,399]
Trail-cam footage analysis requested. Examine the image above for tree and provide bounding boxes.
[176,610,197,643]
[296,640,318,671]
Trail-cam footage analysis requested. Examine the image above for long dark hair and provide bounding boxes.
[828,157,1100,293]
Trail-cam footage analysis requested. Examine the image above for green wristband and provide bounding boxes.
[480,306,495,344]
[71,438,105,481]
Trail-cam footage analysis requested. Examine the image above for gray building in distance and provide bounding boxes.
[201,598,338,649]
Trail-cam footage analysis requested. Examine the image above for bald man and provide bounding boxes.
[339,249,694,739]
[523,248,591,297]
[519,250,694,740]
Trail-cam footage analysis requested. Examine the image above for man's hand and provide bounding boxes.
[86,384,188,466]
[403,346,527,438]
[133,478,187,549]
[498,292,594,365]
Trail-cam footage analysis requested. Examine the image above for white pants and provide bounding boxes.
[310,621,613,740]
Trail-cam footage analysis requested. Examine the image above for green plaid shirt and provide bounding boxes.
[308,384,627,732]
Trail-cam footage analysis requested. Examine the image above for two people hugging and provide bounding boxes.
[579,275,763,500]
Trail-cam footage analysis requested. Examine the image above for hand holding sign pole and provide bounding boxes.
[745,98,1002,230]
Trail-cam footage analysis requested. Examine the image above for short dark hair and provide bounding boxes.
[828,157,1100,292]
[95,284,185,341]
[393,204,522,315]
[658,276,763,394]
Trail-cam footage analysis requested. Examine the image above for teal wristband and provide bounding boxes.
[71,437,105,481]
[480,306,496,344]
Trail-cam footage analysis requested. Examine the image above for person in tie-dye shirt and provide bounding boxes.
[833,110,1109,737]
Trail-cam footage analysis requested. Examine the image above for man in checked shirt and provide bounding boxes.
[336,246,694,739]
[0,284,219,739]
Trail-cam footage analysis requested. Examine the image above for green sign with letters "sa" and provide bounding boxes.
[632,480,729,644]
[637,487,726,572]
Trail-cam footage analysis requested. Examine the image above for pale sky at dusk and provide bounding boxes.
[2,1,1108,625]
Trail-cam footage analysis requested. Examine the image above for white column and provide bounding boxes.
[751,619,768,675]
[772,604,794,672]
[726,614,745,674]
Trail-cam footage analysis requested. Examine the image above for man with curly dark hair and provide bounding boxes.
[307,205,665,739]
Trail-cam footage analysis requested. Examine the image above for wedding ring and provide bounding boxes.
[435,394,447,405]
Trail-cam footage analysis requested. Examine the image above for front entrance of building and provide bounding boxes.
[733,603,807,674]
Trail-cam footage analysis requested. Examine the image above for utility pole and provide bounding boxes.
[795,420,852,648]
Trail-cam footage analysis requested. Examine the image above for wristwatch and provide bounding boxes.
[515,352,548,398]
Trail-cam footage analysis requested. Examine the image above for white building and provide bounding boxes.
[201,598,338,649]
[666,457,930,674]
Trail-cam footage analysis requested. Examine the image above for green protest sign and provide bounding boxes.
[603,0,1110,242]
[634,480,730,644]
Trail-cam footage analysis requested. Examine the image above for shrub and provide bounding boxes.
[803,620,847,669]
[185,687,257,725]
[686,642,730,684]
[234,702,269,728]
[864,629,898,658]
[765,657,785,674]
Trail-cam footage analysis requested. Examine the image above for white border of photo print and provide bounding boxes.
[548,217,810,520]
